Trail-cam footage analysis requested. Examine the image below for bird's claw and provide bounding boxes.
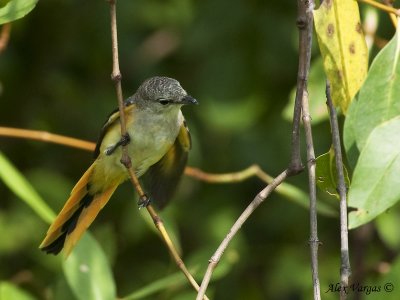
[105,133,131,156]
[138,194,151,209]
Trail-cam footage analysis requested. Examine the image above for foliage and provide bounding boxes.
[0,0,37,25]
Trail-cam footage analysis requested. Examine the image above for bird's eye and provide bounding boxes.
[158,98,170,105]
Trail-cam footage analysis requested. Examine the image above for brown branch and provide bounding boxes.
[0,23,11,54]
[358,0,400,19]
[326,81,351,299]
[196,169,290,300]
[185,165,272,184]
[0,127,95,151]
[107,1,207,299]
[382,0,399,28]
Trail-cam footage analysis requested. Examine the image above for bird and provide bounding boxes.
[39,76,198,256]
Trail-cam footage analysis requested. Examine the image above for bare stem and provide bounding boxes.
[0,23,11,54]
[326,81,351,299]
[358,0,400,17]
[0,126,95,151]
[382,0,398,28]
[302,87,321,300]
[196,169,289,300]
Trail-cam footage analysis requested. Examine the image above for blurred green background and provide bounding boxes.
[1,1,399,299]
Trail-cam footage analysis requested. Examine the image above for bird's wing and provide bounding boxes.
[94,97,136,158]
[142,119,191,209]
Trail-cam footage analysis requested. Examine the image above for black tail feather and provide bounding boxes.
[41,193,94,255]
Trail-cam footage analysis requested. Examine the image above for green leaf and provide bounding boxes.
[0,0,38,25]
[63,233,116,300]
[345,25,400,154]
[0,281,37,300]
[343,95,361,170]
[316,148,350,199]
[348,117,400,229]
[0,0,12,9]
[0,151,55,224]
[313,0,368,114]
[283,57,329,124]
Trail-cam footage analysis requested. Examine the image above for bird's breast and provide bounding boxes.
[90,108,184,193]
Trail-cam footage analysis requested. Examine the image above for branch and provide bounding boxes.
[0,23,11,54]
[302,84,321,300]
[108,0,143,195]
[381,0,398,28]
[326,81,351,299]
[295,1,321,299]
[358,0,400,17]
[0,127,95,151]
[185,164,271,184]
[107,1,207,299]
[196,169,290,300]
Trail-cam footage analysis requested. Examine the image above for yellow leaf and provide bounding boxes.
[313,0,368,114]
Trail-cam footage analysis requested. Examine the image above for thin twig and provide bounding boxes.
[0,127,95,151]
[302,87,321,300]
[185,165,270,183]
[382,0,398,28]
[326,81,351,299]
[358,0,400,17]
[107,1,207,298]
[0,23,11,54]
[196,169,290,300]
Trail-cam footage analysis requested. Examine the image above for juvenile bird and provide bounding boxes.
[40,76,197,256]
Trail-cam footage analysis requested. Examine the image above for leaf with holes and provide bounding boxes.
[313,0,368,113]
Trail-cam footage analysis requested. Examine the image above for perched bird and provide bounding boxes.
[40,76,197,256]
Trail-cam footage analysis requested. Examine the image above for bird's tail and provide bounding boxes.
[39,163,117,256]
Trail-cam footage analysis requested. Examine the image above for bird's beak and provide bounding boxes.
[180,95,198,105]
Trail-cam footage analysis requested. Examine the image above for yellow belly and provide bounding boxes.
[89,109,182,193]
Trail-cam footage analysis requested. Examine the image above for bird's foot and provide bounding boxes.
[138,194,151,209]
[105,133,131,156]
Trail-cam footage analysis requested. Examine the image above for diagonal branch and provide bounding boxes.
[326,81,351,299]
[107,1,208,299]
[196,169,290,300]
